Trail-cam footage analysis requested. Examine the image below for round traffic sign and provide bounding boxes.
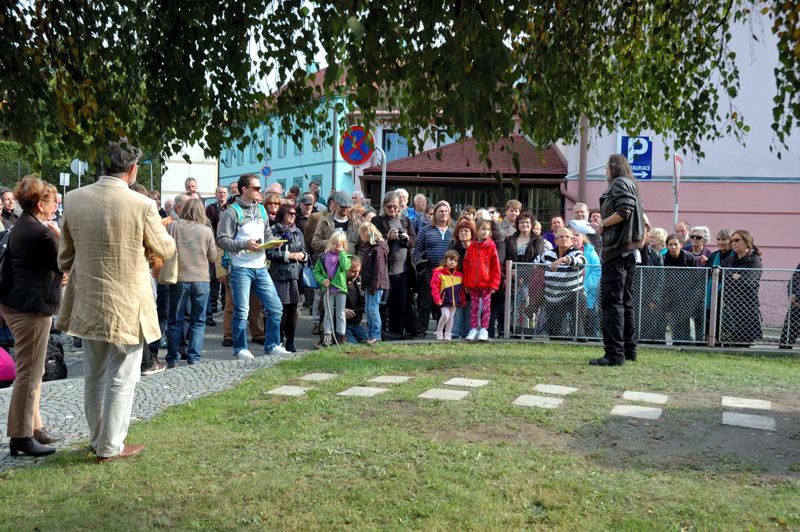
[339,126,375,166]
[260,165,272,178]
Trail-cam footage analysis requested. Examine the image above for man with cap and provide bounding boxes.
[296,192,316,234]
[311,191,363,259]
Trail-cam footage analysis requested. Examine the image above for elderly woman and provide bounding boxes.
[0,176,62,456]
[263,191,282,224]
[266,203,308,353]
[166,199,217,367]
[663,233,704,345]
[720,230,763,346]
[685,225,712,264]
[535,227,587,339]
[448,218,477,338]
[413,201,453,336]
[372,191,417,336]
[649,227,668,255]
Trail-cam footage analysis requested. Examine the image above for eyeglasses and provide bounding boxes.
[287,211,296,216]
[690,235,704,240]
[267,201,281,205]
[730,238,743,243]
[247,186,261,191]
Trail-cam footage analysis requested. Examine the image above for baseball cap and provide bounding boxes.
[301,195,314,205]
[333,191,353,208]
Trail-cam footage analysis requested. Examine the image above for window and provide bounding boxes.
[311,174,323,193]
[249,140,258,163]
[435,129,458,147]
[382,130,409,161]
[294,134,304,156]
[292,176,304,189]
[278,137,287,158]
[264,129,272,160]
[237,148,244,166]
[312,127,322,152]
[222,147,233,167]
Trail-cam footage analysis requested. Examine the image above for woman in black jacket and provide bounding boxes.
[721,229,763,346]
[504,213,546,335]
[266,203,308,352]
[663,233,704,344]
[0,176,63,457]
[371,191,417,336]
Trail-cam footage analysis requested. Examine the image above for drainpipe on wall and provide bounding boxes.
[578,116,589,203]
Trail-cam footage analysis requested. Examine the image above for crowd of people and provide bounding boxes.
[0,145,798,460]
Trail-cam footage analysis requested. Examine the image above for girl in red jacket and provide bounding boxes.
[430,250,465,341]
[462,219,501,341]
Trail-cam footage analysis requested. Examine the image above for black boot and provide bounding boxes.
[9,437,56,457]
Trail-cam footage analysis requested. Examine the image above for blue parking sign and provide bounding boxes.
[619,136,653,180]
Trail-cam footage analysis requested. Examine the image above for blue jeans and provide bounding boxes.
[345,324,368,344]
[229,265,282,353]
[167,282,209,364]
[451,302,471,338]
[364,289,384,340]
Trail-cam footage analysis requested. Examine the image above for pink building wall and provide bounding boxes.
[564,178,800,270]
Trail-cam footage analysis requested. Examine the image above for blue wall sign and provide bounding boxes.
[619,136,653,180]
[260,165,272,178]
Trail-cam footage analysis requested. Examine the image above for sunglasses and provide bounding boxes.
[267,201,281,205]
[730,238,743,243]
[247,186,261,191]
[286,211,296,216]
[690,235,704,240]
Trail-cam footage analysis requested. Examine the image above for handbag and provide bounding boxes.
[301,265,319,289]
[158,222,179,285]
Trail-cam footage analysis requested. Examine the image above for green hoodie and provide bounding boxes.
[313,250,351,293]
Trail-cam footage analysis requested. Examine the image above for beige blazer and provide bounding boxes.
[57,176,176,345]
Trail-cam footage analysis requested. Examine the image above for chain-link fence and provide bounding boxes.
[503,262,750,346]
[716,267,799,347]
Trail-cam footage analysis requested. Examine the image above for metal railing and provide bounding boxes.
[503,261,800,348]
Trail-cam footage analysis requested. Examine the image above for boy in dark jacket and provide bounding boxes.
[344,257,367,344]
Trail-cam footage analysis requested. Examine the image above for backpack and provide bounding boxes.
[220,203,268,270]
[0,227,12,291]
[43,336,68,382]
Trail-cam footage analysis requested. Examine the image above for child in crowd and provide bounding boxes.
[462,219,501,341]
[313,231,351,347]
[358,223,390,344]
[431,250,465,340]
[344,256,368,344]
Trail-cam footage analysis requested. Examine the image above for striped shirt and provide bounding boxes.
[534,247,586,303]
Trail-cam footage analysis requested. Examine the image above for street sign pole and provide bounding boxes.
[150,164,153,191]
[672,153,684,227]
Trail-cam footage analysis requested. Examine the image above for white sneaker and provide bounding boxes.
[435,330,444,340]
[234,349,255,360]
[267,345,290,356]
[465,328,478,341]
[478,328,489,341]
[444,333,452,341]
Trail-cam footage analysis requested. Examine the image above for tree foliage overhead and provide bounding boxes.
[0,0,798,165]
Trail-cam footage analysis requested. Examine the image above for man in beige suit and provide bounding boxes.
[58,140,175,462]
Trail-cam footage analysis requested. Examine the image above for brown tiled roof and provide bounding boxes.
[361,136,566,178]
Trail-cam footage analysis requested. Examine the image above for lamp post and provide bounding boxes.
[142,160,154,190]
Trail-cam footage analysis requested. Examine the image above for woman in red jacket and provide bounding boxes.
[462,219,501,341]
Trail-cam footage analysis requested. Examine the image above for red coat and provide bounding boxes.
[462,239,501,290]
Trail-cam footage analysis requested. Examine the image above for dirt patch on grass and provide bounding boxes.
[569,391,800,478]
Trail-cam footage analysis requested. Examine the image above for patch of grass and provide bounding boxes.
[2,343,800,529]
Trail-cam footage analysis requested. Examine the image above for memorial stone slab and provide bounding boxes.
[298,373,338,382]
[418,388,470,401]
[533,384,578,396]
[442,378,490,388]
[721,396,772,411]
[337,386,389,397]
[610,405,663,420]
[722,412,776,431]
[267,385,311,397]
[368,375,413,384]
[513,395,564,409]
[622,391,669,405]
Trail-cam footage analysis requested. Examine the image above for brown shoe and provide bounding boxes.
[34,427,63,444]
[97,443,146,463]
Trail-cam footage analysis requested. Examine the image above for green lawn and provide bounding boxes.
[2,342,800,530]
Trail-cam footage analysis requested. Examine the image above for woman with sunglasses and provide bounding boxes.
[720,230,763,347]
[263,192,282,224]
[684,226,712,265]
[265,203,308,353]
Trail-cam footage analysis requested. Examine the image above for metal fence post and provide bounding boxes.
[637,266,644,341]
[503,260,513,339]
[708,268,720,347]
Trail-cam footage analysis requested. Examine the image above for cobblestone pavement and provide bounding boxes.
[0,309,317,472]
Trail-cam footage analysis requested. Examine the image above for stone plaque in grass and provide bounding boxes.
[513,395,564,409]
[610,404,663,420]
[622,391,669,405]
[418,388,470,401]
[722,412,776,431]
[267,385,311,397]
[721,396,771,411]
[533,384,578,396]
[368,375,413,384]
[337,386,389,397]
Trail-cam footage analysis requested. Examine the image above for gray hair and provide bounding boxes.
[394,188,409,199]
[413,193,427,204]
[106,138,142,175]
[716,228,732,240]
[382,190,401,214]
[691,225,711,242]
[173,193,190,217]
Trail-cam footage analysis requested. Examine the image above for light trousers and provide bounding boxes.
[437,306,456,338]
[83,339,143,458]
[0,305,50,438]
